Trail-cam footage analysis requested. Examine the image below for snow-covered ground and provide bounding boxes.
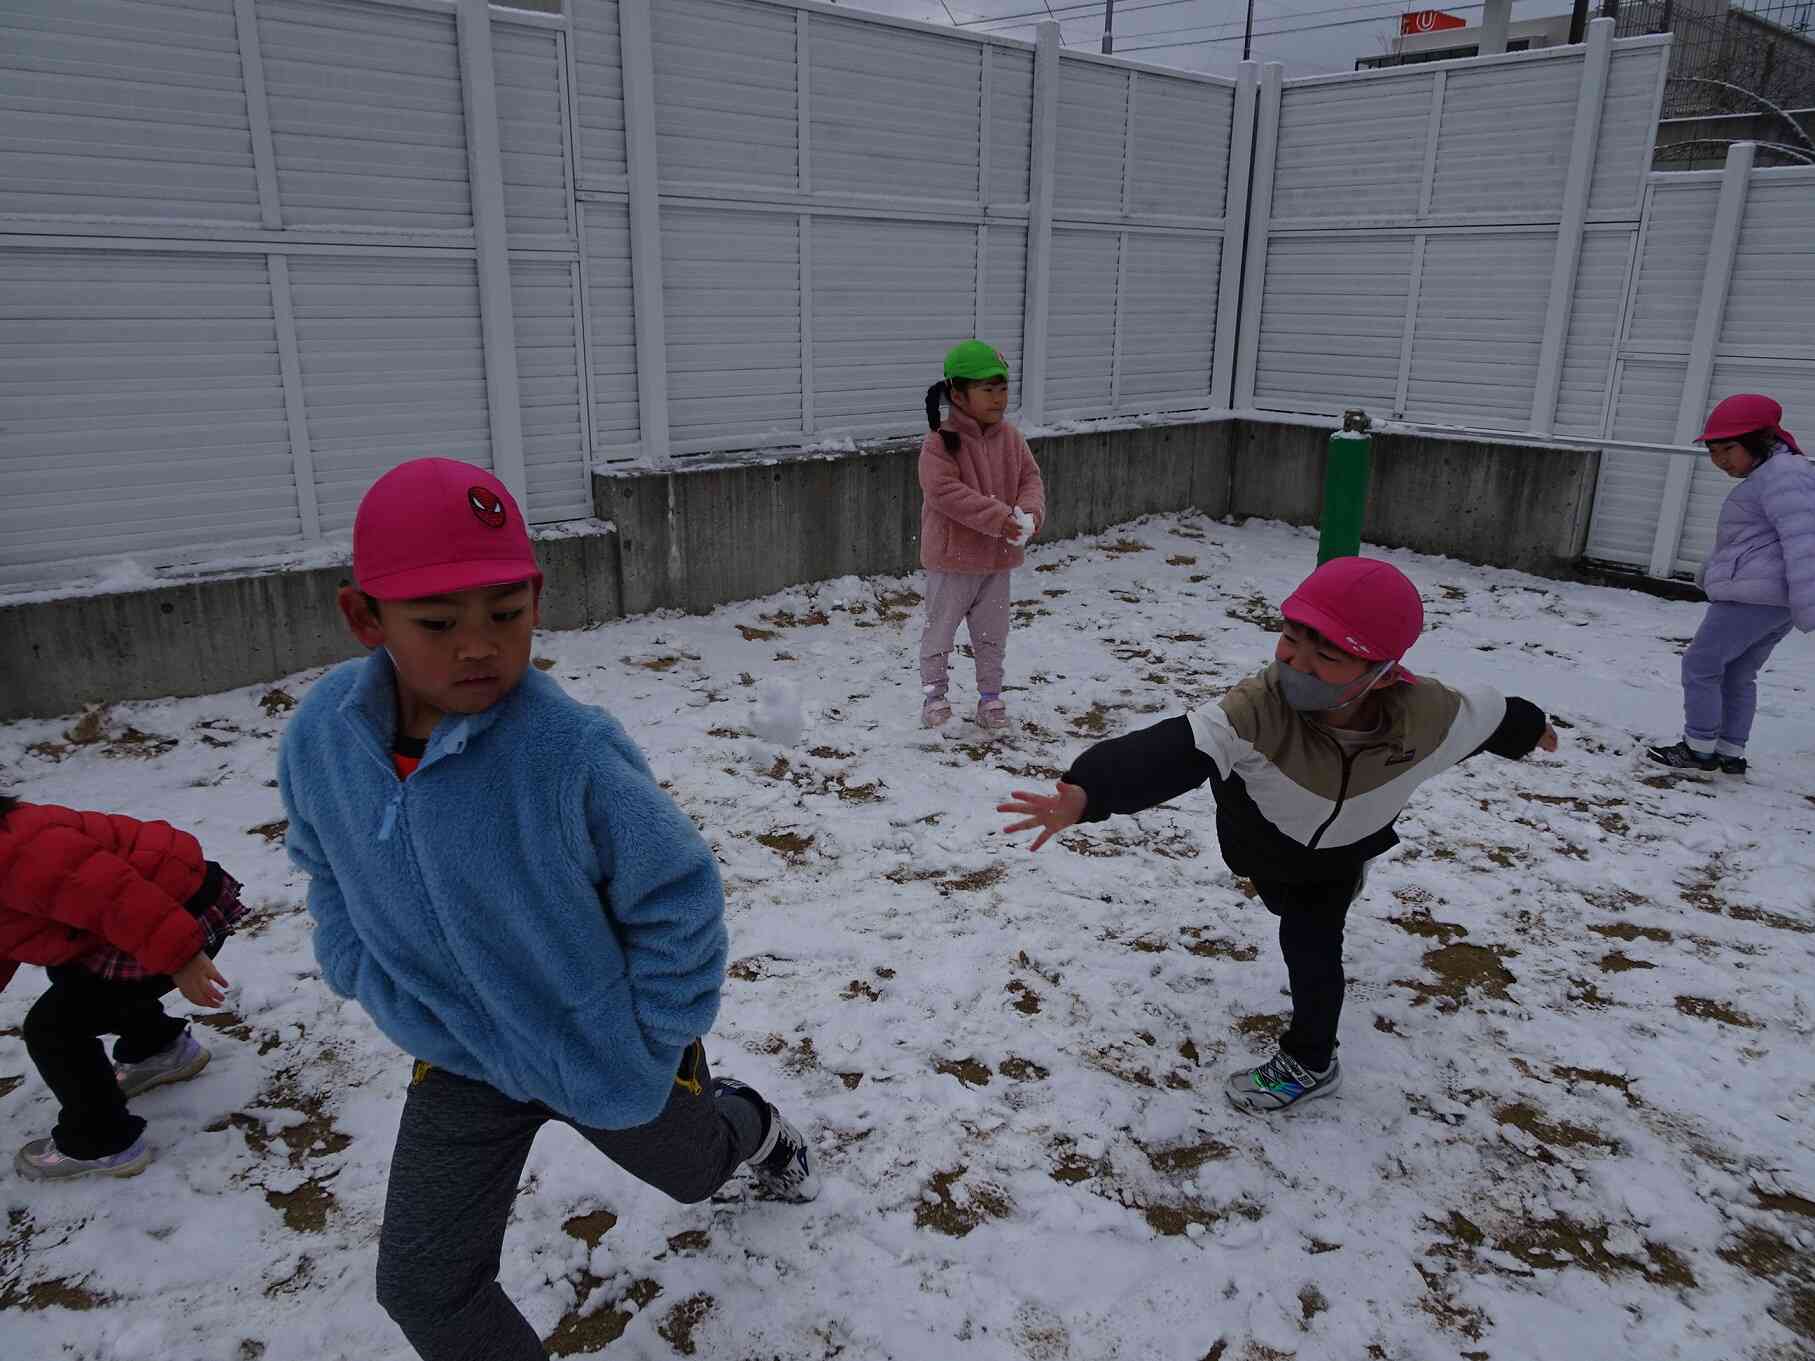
[3,513,1812,1361]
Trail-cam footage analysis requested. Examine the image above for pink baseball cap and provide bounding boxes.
[1698,393,1801,455]
[353,458,542,600]
[1282,557,1424,678]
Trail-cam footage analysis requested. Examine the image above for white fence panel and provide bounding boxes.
[1555,228,1635,438]
[1271,74,1432,224]
[258,0,471,231]
[987,47,1034,208]
[1054,59,1128,215]
[571,0,625,189]
[663,207,801,446]
[0,247,295,583]
[1128,73,1229,220]
[1588,43,1668,219]
[494,23,572,248]
[983,225,1029,385]
[1721,180,1815,357]
[652,0,797,193]
[813,216,976,434]
[1118,233,1219,410]
[1253,233,1412,415]
[1624,180,1719,351]
[581,202,639,453]
[811,17,981,203]
[1429,57,1581,219]
[289,253,490,532]
[1045,228,1119,415]
[511,258,589,521]
[0,0,261,224]
[1404,232,1554,430]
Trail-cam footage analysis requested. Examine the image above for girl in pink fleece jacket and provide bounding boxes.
[919,340,1046,730]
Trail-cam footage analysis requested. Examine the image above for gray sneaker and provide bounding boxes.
[16,1135,150,1181]
[1225,1051,1341,1114]
[115,1032,209,1099]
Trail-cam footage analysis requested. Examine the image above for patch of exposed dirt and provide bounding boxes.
[1141,1197,1262,1238]
[935,1057,992,1088]
[1007,979,1043,1014]
[1550,1065,1640,1106]
[1598,951,1655,973]
[1102,538,1151,555]
[0,1210,109,1311]
[1722,1226,1815,1342]
[840,979,880,1002]
[1070,703,1113,735]
[1000,1056,1049,1082]
[564,1210,618,1248]
[915,1166,1014,1237]
[259,689,297,717]
[1233,1012,1289,1045]
[737,625,779,641]
[1493,1102,1622,1157]
[1389,911,1469,944]
[627,655,682,671]
[1675,995,1761,1028]
[1183,930,1258,961]
[1226,595,1282,633]
[657,1293,715,1356]
[266,1177,336,1233]
[1398,944,1516,1009]
[939,863,1007,893]
[1143,1139,1235,1174]
[546,1277,661,1357]
[1589,921,1672,943]
[1298,1285,1328,1325]
[756,830,815,864]
[665,1229,709,1254]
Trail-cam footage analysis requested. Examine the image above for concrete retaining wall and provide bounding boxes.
[2,419,1594,720]
[1228,420,1599,577]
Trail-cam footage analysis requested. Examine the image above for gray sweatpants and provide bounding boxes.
[920,569,1012,695]
[375,1045,764,1361]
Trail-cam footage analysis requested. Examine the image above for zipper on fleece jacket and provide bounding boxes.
[1305,731,1394,852]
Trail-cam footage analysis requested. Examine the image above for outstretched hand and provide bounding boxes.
[1538,724,1559,753]
[998,781,1088,852]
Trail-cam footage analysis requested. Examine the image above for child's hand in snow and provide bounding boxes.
[1538,725,1559,753]
[1005,507,1035,547]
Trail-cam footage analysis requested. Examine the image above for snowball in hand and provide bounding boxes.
[1008,508,1034,547]
[751,679,805,747]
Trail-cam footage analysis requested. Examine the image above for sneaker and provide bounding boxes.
[1718,755,1747,778]
[1645,741,1718,775]
[922,694,952,728]
[712,1077,819,1203]
[16,1135,150,1182]
[1225,1051,1341,1115]
[115,1033,209,1099]
[975,698,1009,730]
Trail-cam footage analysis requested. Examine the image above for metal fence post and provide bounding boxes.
[1649,139,1755,578]
[1231,62,1283,412]
[1210,60,1259,411]
[1018,22,1060,426]
[457,0,528,501]
[618,0,671,463]
[1531,17,1613,435]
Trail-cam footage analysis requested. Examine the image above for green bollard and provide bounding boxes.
[1317,408,1373,565]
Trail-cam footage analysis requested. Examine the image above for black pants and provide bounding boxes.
[376,1043,765,1361]
[23,966,189,1159]
[1251,869,1367,1073]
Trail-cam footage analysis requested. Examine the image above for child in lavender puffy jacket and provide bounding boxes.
[918,340,1046,731]
[1648,394,1815,778]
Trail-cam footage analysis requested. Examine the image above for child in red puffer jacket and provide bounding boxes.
[0,792,246,1181]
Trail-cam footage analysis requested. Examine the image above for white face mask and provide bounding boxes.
[1272,659,1393,714]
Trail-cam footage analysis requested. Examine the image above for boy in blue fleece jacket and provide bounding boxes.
[279,458,816,1361]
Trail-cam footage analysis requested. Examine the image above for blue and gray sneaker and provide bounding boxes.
[1225,1050,1341,1114]
[115,1032,209,1099]
[714,1077,820,1202]
[16,1135,151,1181]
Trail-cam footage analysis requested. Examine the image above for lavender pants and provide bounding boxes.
[1682,601,1794,755]
[920,570,1012,695]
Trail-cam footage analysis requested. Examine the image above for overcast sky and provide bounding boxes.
[841,0,1573,78]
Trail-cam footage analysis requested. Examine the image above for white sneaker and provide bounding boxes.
[115,1032,209,1099]
[1225,1051,1341,1114]
[749,1109,819,1203]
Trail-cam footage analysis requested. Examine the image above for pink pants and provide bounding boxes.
[920,570,1011,695]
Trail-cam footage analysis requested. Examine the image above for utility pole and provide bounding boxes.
[1569,0,1591,42]
[1101,0,1114,53]
[1242,0,1256,60]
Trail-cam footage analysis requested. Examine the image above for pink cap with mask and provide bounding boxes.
[1281,557,1424,683]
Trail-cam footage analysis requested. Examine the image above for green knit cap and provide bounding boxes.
[943,340,1010,382]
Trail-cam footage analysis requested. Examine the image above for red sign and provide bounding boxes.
[1400,10,1468,35]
